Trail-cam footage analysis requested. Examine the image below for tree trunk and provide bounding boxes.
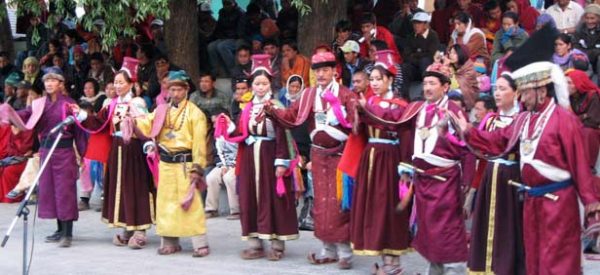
[0,0,14,60]
[297,0,349,56]
[165,0,199,80]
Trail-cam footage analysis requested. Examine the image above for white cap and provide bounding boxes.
[340,40,360,53]
[200,3,212,12]
[151,19,164,27]
[412,12,431,23]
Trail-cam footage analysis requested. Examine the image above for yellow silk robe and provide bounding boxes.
[136,100,209,237]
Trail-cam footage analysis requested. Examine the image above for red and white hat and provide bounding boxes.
[311,51,337,69]
[120,57,139,82]
[374,50,397,76]
[250,54,272,75]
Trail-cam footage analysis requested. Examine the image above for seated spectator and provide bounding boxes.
[250,34,264,54]
[239,3,268,45]
[450,12,490,67]
[351,70,374,99]
[231,45,252,78]
[198,2,217,74]
[358,12,401,63]
[87,53,114,91]
[474,61,491,94]
[471,95,496,124]
[0,124,34,203]
[279,75,305,107]
[205,110,240,220]
[431,0,483,45]
[80,78,107,113]
[51,53,79,99]
[276,0,299,41]
[446,44,480,110]
[337,40,368,89]
[22,57,44,94]
[112,35,138,69]
[281,40,311,89]
[545,0,584,34]
[230,76,252,121]
[3,72,24,109]
[402,12,439,94]
[72,46,90,88]
[388,0,424,52]
[17,15,48,68]
[448,90,467,112]
[208,0,245,77]
[491,12,529,63]
[189,72,232,121]
[262,39,283,92]
[535,13,557,31]
[39,39,62,67]
[0,51,18,99]
[478,1,503,52]
[575,4,600,84]
[332,20,361,62]
[505,0,540,34]
[364,40,404,97]
[136,44,156,92]
[148,53,182,101]
[150,19,167,55]
[102,80,116,107]
[62,30,80,66]
[554,33,590,71]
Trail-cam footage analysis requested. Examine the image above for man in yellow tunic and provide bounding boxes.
[136,70,210,257]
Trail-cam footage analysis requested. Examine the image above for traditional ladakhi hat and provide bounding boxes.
[423,63,451,84]
[311,51,337,70]
[250,54,273,75]
[505,24,570,109]
[167,70,191,88]
[120,57,139,82]
[373,49,397,76]
[42,66,65,82]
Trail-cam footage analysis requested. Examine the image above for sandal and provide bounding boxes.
[157,245,182,255]
[307,252,338,265]
[338,257,353,270]
[192,246,210,257]
[266,248,285,261]
[112,234,129,247]
[128,232,147,249]
[6,189,22,199]
[241,248,265,260]
[372,263,404,275]
[205,210,218,219]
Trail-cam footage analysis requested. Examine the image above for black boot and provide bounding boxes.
[45,220,63,242]
[59,220,73,248]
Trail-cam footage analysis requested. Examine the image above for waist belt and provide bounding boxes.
[490,158,517,166]
[245,135,274,145]
[159,149,193,163]
[41,138,73,149]
[521,179,571,197]
[368,138,400,145]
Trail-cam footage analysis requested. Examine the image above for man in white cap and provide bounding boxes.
[574,4,600,84]
[338,40,368,89]
[402,12,440,98]
[150,19,167,55]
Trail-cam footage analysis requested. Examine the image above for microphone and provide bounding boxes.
[49,111,88,134]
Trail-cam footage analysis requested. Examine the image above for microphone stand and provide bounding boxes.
[1,129,65,275]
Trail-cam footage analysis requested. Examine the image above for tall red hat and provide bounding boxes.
[374,50,397,76]
[250,54,272,75]
[120,57,139,82]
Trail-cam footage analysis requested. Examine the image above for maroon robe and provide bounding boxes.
[350,96,411,255]
[236,97,298,240]
[271,84,357,243]
[466,99,600,274]
[407,97,471,263]
[468,113,525,275]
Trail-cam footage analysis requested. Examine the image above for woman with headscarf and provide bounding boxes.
[565,69,600,170]
[505,0,540,34]
[449,12,490,67]
[22,56,44,93]
[553,34,590,71]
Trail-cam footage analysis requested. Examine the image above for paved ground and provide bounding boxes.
[0,202,599,275]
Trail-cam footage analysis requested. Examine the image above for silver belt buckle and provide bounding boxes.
[315,112,327,125]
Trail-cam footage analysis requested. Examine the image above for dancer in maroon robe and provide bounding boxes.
[350,50,410,275]
[466,74,525,275]
[0,68,87,247]
[452,26,600,274]
[267,51,357,269]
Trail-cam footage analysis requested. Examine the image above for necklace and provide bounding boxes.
[165,101,188,139]
[520,100,555,156]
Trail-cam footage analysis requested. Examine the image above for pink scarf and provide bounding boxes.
[321,90,352,129]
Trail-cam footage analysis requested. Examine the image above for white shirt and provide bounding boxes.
[545,1,584,31]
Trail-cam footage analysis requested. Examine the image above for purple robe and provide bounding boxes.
[17,93,86,221]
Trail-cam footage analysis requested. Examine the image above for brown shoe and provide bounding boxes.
[205,210,218,219]
[78,200,90,211]
[59,237,72,248]
[338,257,353,269]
